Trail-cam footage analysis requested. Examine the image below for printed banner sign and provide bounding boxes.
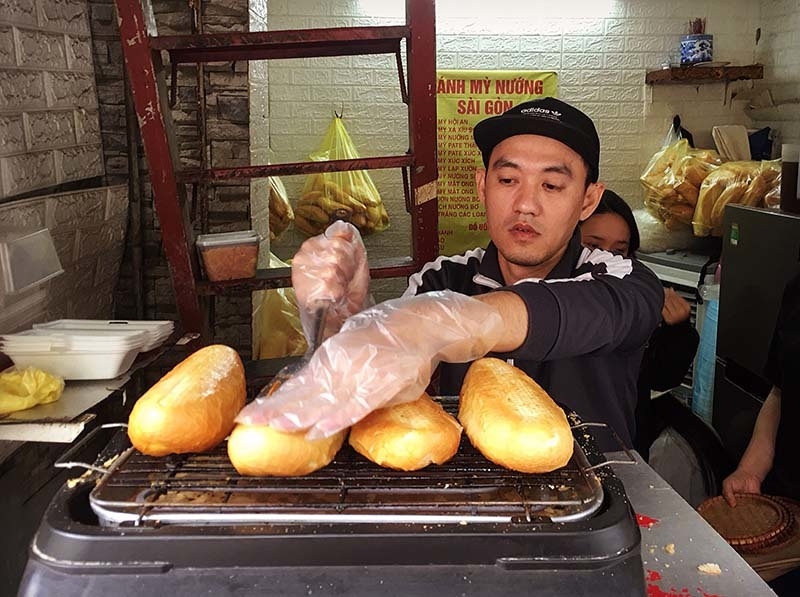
[436,70,558,255]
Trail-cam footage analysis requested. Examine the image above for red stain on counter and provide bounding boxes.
[637,513,660,528]
[645,570,725,597]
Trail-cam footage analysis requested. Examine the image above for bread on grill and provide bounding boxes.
[227,424,347,476]
[458,357,573,473]
[349,392,462,471]
[128,344,246,457]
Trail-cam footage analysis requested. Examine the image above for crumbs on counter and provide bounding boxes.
[698,562,722,575]
[664,543,676,554]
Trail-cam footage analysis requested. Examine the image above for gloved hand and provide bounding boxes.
[236,290,505,439]
[291,220,371,342]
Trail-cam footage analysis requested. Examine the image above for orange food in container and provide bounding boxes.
[196,231,260,281]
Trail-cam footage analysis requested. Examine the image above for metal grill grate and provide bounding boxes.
[89,402,606,527]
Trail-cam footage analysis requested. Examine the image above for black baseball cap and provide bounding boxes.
[473,97,600,182]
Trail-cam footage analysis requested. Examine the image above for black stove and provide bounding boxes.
[18,402,645,596]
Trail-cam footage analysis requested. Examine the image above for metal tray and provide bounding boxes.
[67,400,624,528]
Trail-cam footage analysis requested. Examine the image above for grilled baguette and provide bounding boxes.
[128,344,246,456]
[458,357,573,473]
[349,392,462,471]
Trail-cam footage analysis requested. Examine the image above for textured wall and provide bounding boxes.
[752,0,800,144]
[0,184,128,333]
[0,0,103,199]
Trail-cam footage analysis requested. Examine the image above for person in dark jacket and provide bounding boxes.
[578,190,700,456]
[238,98,664,449]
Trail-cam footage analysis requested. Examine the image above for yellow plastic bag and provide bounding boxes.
[251,253,308,359]
[0,367,64,415]
[267,176,293,241]
[294,116,389,237]
[640,139,722,230]
[693,159,782,237]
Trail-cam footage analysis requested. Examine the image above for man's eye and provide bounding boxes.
[543,183,563,191]
[498,177,515,185]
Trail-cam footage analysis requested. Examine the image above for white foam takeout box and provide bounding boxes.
[0,319,174,380]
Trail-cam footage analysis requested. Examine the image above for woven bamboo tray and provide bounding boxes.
[698,494,795,554]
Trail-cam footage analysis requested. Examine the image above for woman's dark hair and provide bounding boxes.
[591,189,640,255]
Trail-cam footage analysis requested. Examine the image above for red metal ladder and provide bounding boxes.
[112,0,439,339]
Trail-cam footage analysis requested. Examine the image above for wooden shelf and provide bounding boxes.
[645,64,764,85]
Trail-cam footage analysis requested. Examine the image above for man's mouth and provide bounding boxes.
[509,222,538,236]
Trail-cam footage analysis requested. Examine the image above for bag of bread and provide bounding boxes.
[267,176,293,241]
[295,115,389,237]
[251,252,308,359]
[640,139,722,230]
[693,159,782,236]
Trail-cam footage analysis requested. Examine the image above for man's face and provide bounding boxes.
[475,134,604,283]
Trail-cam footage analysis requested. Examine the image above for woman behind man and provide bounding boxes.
[579,190,700,456]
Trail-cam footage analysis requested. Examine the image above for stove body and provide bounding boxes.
[19,402,645,596]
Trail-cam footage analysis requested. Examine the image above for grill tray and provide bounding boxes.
[90,400,605,527]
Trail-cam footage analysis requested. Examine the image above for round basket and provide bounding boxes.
[698,494,795,554]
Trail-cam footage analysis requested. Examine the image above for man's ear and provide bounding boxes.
[579,181,605,222]
[475,168,487,205]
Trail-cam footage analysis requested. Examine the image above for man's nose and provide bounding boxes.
[514,182,542,215]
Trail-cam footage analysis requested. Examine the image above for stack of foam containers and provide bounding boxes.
[0,320,174,380]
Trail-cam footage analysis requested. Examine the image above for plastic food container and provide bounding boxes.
[32,319,174,352]
[196,231,260,281]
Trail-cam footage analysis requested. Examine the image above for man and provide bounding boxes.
[722,271,800,505]
[237,98,664,449]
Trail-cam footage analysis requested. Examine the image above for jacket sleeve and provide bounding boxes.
[501,255,664,361]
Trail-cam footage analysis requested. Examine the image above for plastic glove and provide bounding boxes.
[291,220,371,342]
[236,290,504,439]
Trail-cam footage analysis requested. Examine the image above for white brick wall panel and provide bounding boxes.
[626,3,668,18]
[0,198,45,228]
[66,35,93,72]
[618,102,644,120]
[55,144,103,182]
[290,68,333,86]
[353,85,400,104]
[585,103,620,119]
[562,36,585,53]
[45,72,97,108]
[605,18,648,36]
[458,53,498,70]
[25,109,75,149]
[0,115,25,156]
[0,0,37,27]
[581,69,623,86]
[76,212,126,260]
[49,227,77,265]
[600,86,643,102]
[603,52,645,70]
[624,36,667,53]
[502,52,561,70]
[596,118,641,136]
[518,35,562,54]
[478,36,520,53]
[0,150,55,195]
[0,26,15,66]
[558,86,602,102]
[562,52,603,70]
[561,18,604,36]
[585,36,625,54]
[47,188,106,227]
[438,35,482,53]
[16,28,67,69]
[645,19,687,35]
[39,0,90,35]
[0,69,46,110]
[74,107,100,144]
[436,53,459,70]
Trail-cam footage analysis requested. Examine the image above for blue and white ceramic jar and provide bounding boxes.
[680,34,713,64]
